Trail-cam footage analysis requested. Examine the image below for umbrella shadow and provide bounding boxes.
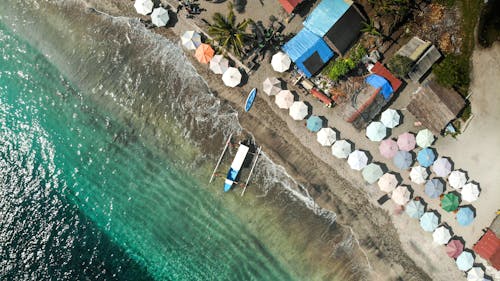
[438,222,455,237]
[303,101,313,119]
[403,184,414,200]
[238,68,249,86]
[373,162,389,174]
[442,156,455,171]
[433,177,447,194]
[318,116,329,128]
[428,209,443,223]
[344,139,356,151]
[414,196,428,211]
[359,149,373,163]
[331,127,340,141]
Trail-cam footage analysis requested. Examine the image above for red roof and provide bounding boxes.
[278,0,302,14]
[473,229,500,270]
[371,62,402,93]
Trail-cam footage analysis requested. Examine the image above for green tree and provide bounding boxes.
[388,54,414,77]
[361,19,382,37]
[329,60,351,81]
[433,54,470,94]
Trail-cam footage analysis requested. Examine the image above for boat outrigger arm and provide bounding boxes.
[224,144,249,192]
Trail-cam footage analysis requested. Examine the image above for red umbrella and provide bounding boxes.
[446,239,464,258]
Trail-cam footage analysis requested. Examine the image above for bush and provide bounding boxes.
[433,54,470,95]
[324,45,367,81]
[329,60,351,81]
[388,55,414,77]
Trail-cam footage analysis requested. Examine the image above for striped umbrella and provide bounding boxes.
[432,157,452,178]
[307,116,323,132]
[262,77,281,96]
[397,132,416,151]
[362,163,384,184]
[393,150,413,170]
[425,178,444,198]
[456,251,474,271]
[210,55,229,74]
[348,150,368,171]
[405,200,425,219]
[416,129,435,148]
[441,193,459,212]
[410,166,428,184]
[331,140,352,159]
[180,30,201,50]
[457,207,475,226]
[461,182,480,203]
[420,211,439,232]
[417,148,436,168]
[379,139,398,159]
[378,173,399,193]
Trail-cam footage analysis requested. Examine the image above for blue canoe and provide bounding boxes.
[245,88,257,112]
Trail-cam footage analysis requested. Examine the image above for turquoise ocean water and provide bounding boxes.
[0,1,360,280]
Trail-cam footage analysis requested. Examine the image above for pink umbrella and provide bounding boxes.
[397,132,416,151]
[379,139,398,158]
[446,239,464,258]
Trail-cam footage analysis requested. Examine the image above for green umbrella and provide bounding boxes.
[441,193,460,212]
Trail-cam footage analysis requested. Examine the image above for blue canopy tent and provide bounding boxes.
[365,74,394,100]
[282,28,334,78]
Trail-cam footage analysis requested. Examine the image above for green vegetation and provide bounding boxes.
[434,0,456,7]
[322,45,367,81]
[433,54,470,95]
[361,19,382,37]
[368,0,414,33]
[461,104,472,121]
[387,55,414,77]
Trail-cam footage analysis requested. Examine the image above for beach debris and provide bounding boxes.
[461,182,480,203]
[467,267,485,281]
[331,140,352,159]
[432,157,453,178]
[209,55,229,74]
[425,178,444,198]
[392,185,411,206]
[271,51,291,73]
[420,211,439,232]
[393,150,413,170]
[151,7,170,27]
[316,127,337,146]
[456,207,475,226]
[379,139,398,159]
[306,116,323,132]
[456,251,474,271]
[417,148,436,168]
[448,170,468,190]
[378,173,399,193]
[410,166,429,185]
[416,129,435,148]
[446,239,464,258]
[222,67,242,88]
[433,226,452,245]
[347,150,368,171]
[362,163,384,184]
[275,90,294,109]
[195,44,215,64]
[380,108,401,128]
[405,200,425,219]
[289,101,309,120]
[365,121,387,142]
[134,0,154,15]
[397,132,416,151]
[262,77,282,96]
[441,193,460,212]
[181,30,201,50]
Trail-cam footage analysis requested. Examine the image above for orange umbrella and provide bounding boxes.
[195,44,214,64]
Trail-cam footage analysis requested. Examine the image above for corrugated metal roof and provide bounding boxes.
[408,45,442,82]
[303,0,351,37]
[473,229,500,270]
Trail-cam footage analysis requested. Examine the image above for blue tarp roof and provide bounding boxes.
[303,0,351,37]
[365,74,393,100]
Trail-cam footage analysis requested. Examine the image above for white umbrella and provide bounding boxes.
[432,157,452,178]
[271,51,291,73]
[378,173,398,193]
[134,0,154,15]
[289,101,308,120]
[151,7,170,27]
[316,128,337,146]
[332,140,352,159]
[262,77,281,96]
[180,30,201,50]
[222,67,241,88]
[461,182,480,203]
[209,55,229,74]
[467,267,484,281]
[449,170,467,190]
[392,185,410,206]
[275,90,294,109]
[380,108,401,128]
[456,251,474,271]
[366,121,387,142]
[348,150,368,171]
[416,129,435,148]
[432,226,452,245]
[362,163,384,184]
[410,166,428,185]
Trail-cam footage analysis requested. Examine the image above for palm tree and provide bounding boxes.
[361,19,382,37]
[208,3,253,58]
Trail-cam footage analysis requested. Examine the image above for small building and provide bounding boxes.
[473,229,500,270]
[370,62,403,93]
[396,36,442,82]
[282,28,335,78]
[407,80,466,135]
[278,0,303,14]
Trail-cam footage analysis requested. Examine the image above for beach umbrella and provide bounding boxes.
[449,170,467,190]
[380,108,401,128]
[456,251,474,271]
[195,43,215,64]
[417,148,436,168]
[461,182,480,203]
[378,173,399,193]
[151,7,170,27]
[180,30,201,50]
[420,211,439,232]
[457,207,475,226]
[405,200,425,219]
[433,226,452,245]
[432,157,452,178]
[392,185,411,206]
[289,101,308,120]
[348,150,368,171]
[316,128,337,146]
[134,0,154,15]
[306,116,323,132]
[331,140,352,159]
[393,150,413,170]
[275,90,294,109]
[222,67,242,88]
[467,267,484,281]
[441,193,459,212]
[209,55,229,74]
[425,178,444,198]
[362,163,384,184]
[446,239,464,258]
[379,139,398,159]
[271,51,291,73]
[262,77,281,96]
[397,132,416,151]
[410,166,429,184]
[416,129,435,148]
[366,121,387,142]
